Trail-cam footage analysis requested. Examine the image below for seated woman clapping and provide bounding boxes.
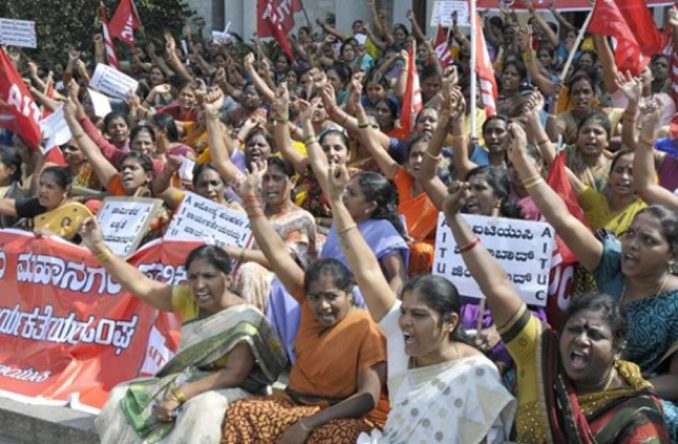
[221,167,388,444]
[79,219,287,444]
[325,163,516,443]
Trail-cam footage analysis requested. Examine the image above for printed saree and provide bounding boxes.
[96,304,287,444]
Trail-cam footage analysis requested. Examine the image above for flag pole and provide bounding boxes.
[558,3,595,81]
[470,0,477,141]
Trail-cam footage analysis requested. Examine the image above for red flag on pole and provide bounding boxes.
[108,0,142,48]
[400,45,423,133]
[588,0,648,75]
[257,0,302,63]
[0,48,42,149]
[616,0,666,57]
[434,26,452,66]
[100,2,120,68]
[474,12,497,116]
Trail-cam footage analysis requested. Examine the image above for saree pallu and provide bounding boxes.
[222,394,377,444]
[504,308,668,444]
[96,305,288,444]
[368,357,515,444]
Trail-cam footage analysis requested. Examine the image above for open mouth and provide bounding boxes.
[195,291,212,304]
[403,332,416,346]
[569,350,588,371]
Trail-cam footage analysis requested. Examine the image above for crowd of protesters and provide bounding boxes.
[0,0,676,442]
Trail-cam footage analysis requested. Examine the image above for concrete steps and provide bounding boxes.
[0,398,98,444]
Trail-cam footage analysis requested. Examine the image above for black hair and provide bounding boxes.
[303,258,354,294]
[170,75,191,91]
[298,25,311,35]
[465,166,522,219]
[401,275,469,343]
[609,148,634,173]
[0,145,22,183]
[130,125,156,144]
[244,127,274,151]
[481,114,510,138]
[355,171,407,238]
[41,166,72,189]
[562,292,627,353]
[635,205,678,254]
[103,112,128,135]
[502,59,527,81]
[376,96,399,120]
[328,62,352,87]
[319,128,349,147]
[185,244,233,275]
[192,163,223,188]
[420,63,442,82]
[364,69,390,91]
[150,113,179,142]
[576,110,611,141]
[405,133,433,159]
[267,156,296,179]
[567,70,597,92]
[576,50,598,67]
[393,23,409,38]
[489,16,504,30]
[119,151,153,174]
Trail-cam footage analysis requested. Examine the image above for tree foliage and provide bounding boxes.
[0,0,194,63]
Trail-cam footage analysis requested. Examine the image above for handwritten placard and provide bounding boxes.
[97,197,161,256]
[0,19,37,48]
[433,213,555,307]
[164,192,251,248]
[89,63,139,100]
[430,1,470,27]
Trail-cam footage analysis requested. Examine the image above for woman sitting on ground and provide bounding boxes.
[221,167,388,443]
[80,219,287,444]
[325,162,516,443]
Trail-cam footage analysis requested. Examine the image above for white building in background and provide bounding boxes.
[187,0,436,41]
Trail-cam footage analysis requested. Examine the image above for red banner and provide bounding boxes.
[108,0,142,48]
[0,230,202,411]
[476,0,672,10]
[0,48,42,149]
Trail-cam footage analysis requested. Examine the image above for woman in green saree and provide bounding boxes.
[80,218,288,444]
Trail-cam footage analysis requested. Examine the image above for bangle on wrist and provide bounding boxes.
[638,139,655,147]
[93,245,112,264]
[337,224,357,236]
[305,136,318,145]
[357,122,370,129]
[238,247,246,263]
[170,387,188,404]
[523,176,544,190]
[458,238,480,253]
[424,150,442,162]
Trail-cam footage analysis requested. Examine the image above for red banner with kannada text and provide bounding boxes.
[0,230,201,411]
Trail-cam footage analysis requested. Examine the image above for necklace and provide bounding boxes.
[620,272,670,305]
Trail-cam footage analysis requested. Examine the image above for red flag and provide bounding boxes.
[474,11,497,116]
[257,0,302,62]
[616,0,667,57]
[0,48,42,149]
[108,0,142,48]
[434,26,452,66]
[400,45,423,133]
[588,0,648,75]
[100,2,120,68]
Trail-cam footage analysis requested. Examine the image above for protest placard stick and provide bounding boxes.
[469,0,477,140]
[558,5,595,82]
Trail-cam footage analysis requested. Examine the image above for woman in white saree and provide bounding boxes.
[325,163,516,444]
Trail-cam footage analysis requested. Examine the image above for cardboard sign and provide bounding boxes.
[164,192,251,248]
[97,197,162,256]
[433,213,555,307]
[430,1,470,27]
[39,105,72,153]
[89,64,139,100]
[87,88,113,118]
[0,19,37,48]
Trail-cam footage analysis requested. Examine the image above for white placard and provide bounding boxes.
[433,213,555,307]
[39,105,72,152]
[87,88,113,118]
[97,197,162,256]
[0,19,37,48]
[212,22,231,43]
[164,192,251,248]
[89,63,139,100]
[178,157,195,183]
[430,1,470,27]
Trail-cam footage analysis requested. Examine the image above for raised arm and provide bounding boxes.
[242,53,276,104]
[592,35,618,95]
[271,83,309,175]
[447,87,477,178]
[615,71,642,149]
[507,122,603,271]
[633,100,678,209]
[63,99,118,188]
[164,32,193,82]
[519,26,558,96]
[356,103,399,179]
[80,218,173,311]
[298,99,331,196]
[202,89,243,185]
[522,90,556,164]
[240,169,306,303]
[442,181,523,327]
[406,10,426,42]
[327,164,396,321]
[525,0,559,47]
[548,0,575,32]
